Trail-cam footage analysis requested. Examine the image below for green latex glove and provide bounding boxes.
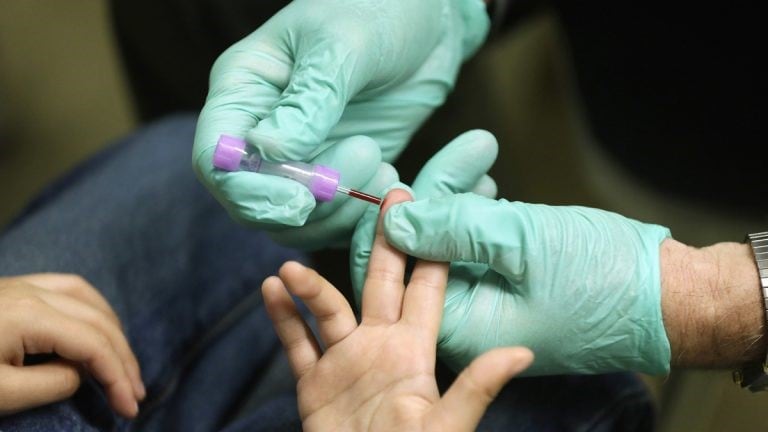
[193,0,490,250]
[350,126,500,321]
[375,194,673,376]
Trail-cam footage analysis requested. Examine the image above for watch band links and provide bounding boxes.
[733,231,768,392]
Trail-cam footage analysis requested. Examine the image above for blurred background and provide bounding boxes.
[1,1,766,430]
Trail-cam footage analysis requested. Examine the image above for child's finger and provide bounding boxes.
[0,360,81,416]
[430,347,534,431]
[279,261,357,348]
[360,189,412,326]
[16,274,120,327]
[12,273,145,400]
[401,259,449,339]
[19,305,139,418]
[262,276,322,380]
[36,291,144,401]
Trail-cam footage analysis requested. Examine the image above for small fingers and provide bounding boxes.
[0,360,81,416]
[35,290,145,401]
[401,259,449,339]
[15,273,118,325]
[262,276,322,380]
[278,261,357,348]
[430,347,534,431]
[15,274,144,400]
[360,189,412,326]
[349,190,384,310]
[21,305,139,418]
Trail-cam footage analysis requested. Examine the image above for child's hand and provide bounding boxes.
[0,274,144,418]
[263,189,533,431]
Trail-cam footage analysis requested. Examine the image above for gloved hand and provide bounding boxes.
[193,0,490,249]
[371,194,673,376]
[350,127,500,331]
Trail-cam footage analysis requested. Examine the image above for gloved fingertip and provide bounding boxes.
[459,128,498,146]
[456,0,492,59]
[246,103,333,162]
[191,145,217,181]
[245,127,288,161]
[454,129,499,163]
[239,188,316,227]
[339,135,380,153]
[382,204,417,248]
[472,175,498,198]
[375,163,400,188]
[242,204,314,227]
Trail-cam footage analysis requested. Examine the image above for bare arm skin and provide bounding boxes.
[661,239,766,368]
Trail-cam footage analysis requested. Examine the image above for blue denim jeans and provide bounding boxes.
[0,114,656,431]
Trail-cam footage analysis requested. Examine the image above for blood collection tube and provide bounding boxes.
[213,135,382,205]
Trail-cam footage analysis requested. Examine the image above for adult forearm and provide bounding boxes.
[661,238,766,368]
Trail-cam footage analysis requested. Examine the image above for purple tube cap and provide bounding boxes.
[310,165,340,202]
[213,135,246,171]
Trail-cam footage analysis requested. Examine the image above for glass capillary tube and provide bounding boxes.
[336,186,383,206]
[213,134,382,205]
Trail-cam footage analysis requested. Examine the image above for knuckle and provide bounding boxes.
[88,332,117,363]
[83,313,113,337]
[366,265,403,286]
[60,274,91,294]
[94,333,114,353]
[407,274,446,291]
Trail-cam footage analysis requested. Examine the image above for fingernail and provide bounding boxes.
[137,381,146,400]
[381,189,405,209]
[509,349,535,373]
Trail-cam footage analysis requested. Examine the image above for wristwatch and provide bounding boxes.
[733,231,768,392]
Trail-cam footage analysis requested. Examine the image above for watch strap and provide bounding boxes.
[733,231,768,392]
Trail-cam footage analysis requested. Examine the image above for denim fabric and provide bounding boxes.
[0,114,306,431]
[476,372,655,431]
[0,114,656,431]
